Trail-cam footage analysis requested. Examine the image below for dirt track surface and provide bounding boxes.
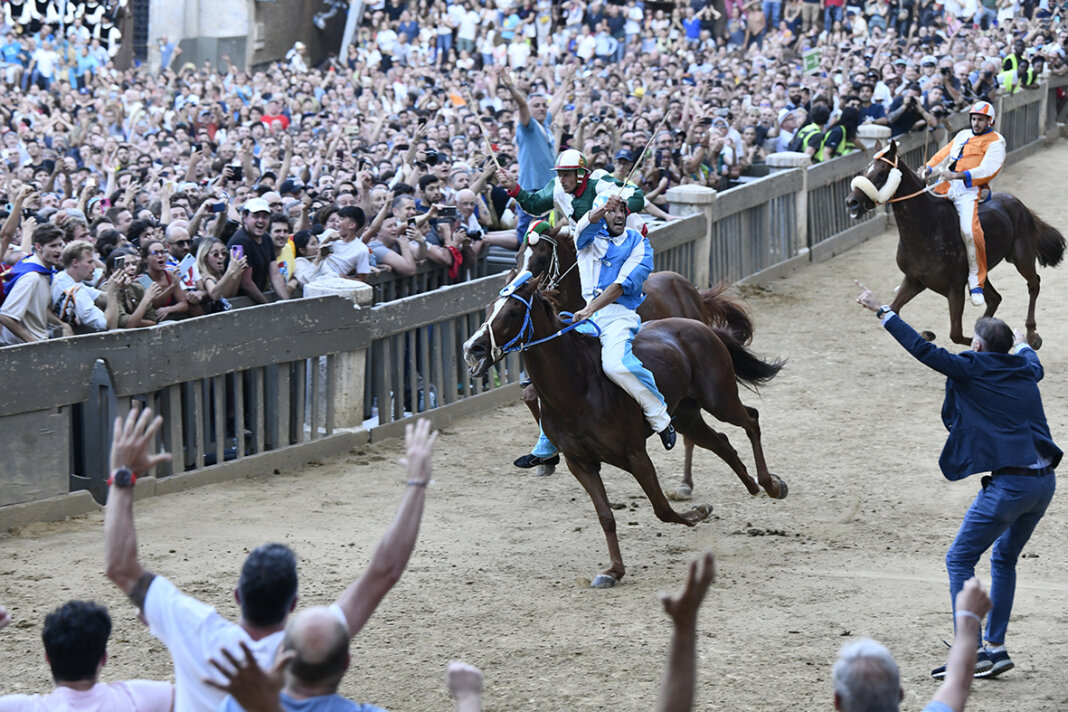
[3,143,1068,712]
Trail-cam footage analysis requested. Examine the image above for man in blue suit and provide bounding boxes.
[855,282,1059,682]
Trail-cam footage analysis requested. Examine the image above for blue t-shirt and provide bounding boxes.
[859,102,886,122]
[515,109,555,192]
[218,692,388,712]
[683,17,702,39]
[75,53,99,77]
[0,42,22,64]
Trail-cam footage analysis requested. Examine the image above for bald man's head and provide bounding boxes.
[282,607,350,692]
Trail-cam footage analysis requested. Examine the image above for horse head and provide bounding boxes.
[463,270,545,377]
[845,140,906,219]
[512,222,577,292]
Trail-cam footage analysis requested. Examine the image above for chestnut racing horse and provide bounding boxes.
[512,227,753,499]
[845,140,1065,347]
[462,271,787,587]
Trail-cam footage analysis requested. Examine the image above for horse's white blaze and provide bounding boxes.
[463,293,508,357]
[518,245,533,275]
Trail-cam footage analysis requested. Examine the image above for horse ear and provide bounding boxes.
[889,139,898,155]
[871,139,883,154]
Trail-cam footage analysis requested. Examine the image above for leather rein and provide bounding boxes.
[875,152,944,204]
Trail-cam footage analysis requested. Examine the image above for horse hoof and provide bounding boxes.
[771,475,788,499]
[691,503,713,521]
[668,484,693,501]
[534,463,556,477]
[591,574,618,589]
[920,330,936,342]
[1029,333,1042,350]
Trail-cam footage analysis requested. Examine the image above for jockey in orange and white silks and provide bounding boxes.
[923,101,1006,307]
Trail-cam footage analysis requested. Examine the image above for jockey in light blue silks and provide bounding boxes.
[521,193,676,469]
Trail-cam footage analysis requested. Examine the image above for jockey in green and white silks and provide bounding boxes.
[505,149,646,236]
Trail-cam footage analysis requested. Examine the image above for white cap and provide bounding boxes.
[243,197,271,214]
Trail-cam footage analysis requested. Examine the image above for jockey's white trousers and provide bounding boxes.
[592,303,672,432]
[947,181,983,287]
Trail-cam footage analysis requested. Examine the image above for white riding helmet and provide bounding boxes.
[553,149,589,176]
[968,100,995,123]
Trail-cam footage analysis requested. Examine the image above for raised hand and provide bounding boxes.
[109,404,172,475]
[660,551,715,627]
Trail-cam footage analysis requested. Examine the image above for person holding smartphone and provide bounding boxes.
[225,197,290,303]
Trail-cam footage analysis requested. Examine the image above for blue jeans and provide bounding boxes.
[762,0,782,30]
[532,421,558,457]
[823,4,843,29]
[946,472,1055,645]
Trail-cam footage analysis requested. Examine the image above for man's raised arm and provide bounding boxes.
[104,406,171,609]
[334,418,439,638]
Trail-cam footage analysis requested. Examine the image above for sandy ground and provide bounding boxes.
[3,143,1068,712]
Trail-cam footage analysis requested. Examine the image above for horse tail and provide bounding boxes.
[712,327,786,391]
[700,283,755,345]
[1030,209,1066,268]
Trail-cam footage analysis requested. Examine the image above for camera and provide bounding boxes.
[425,149,440,166]
[466,228,483,241]
[941,67,951,76]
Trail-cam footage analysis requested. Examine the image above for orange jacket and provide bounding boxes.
[926,127,1006,192]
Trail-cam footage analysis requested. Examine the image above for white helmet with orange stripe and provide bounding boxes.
[969,100,995,122]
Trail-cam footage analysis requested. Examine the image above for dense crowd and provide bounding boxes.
[0,0,1065,345]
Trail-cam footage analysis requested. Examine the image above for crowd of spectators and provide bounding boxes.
[0,0,1066,345]
[0,409,998,712]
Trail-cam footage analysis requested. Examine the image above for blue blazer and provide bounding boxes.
[884,314,1062,481]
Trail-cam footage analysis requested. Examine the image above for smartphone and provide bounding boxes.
[438,206,457,219]
[209,202,226,213]
[192,143,202,153]
[230,165,243,182]
[231,245,244,260]
[407,217,417,228]
[86,177,97,189]
[418,116,427,126]
[115,255,127,270]
[336,149,345,160]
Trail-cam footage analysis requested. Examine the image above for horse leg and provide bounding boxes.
[668,435,697,502]
[889,276,934,340]
[947,287,969,346]
[674,404,761,497]
[690,372,787,499]
[982,278,1002,318]
[522,384,540,422]
[1015,260,1043,349]
[627,447,713,526]
[564,456,626,588]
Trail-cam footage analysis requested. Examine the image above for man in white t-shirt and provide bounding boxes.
[104,407,439,712]
[321,206,372,280]
[0,223,65,345]
[0,600,173,712]
[52,240,117,334]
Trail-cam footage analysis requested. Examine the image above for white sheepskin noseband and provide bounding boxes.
[850,167,902,205]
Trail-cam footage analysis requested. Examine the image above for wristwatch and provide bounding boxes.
[875,305,891,319]
[107,467,137,488]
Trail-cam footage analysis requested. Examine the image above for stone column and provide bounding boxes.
[665,184,717,288]
[303,279,374,429]
[856,124,891,151]
[766,155,810,257]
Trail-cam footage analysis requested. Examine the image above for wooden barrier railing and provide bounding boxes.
[1,76,1062,526]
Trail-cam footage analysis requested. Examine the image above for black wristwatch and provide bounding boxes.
[875,305,891,319]
[107,467,137,488]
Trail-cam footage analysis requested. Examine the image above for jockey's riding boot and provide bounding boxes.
[514,453,560,469]
[659,424,676,451]
[967,274,985,307]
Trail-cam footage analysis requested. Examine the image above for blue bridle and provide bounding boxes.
[488,271,602,360]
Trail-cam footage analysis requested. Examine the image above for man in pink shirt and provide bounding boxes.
[0,600,173,712]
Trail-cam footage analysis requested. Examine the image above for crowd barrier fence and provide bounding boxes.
[1,76,1063,527]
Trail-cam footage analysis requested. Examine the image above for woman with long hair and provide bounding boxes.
[195,237,247,312]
